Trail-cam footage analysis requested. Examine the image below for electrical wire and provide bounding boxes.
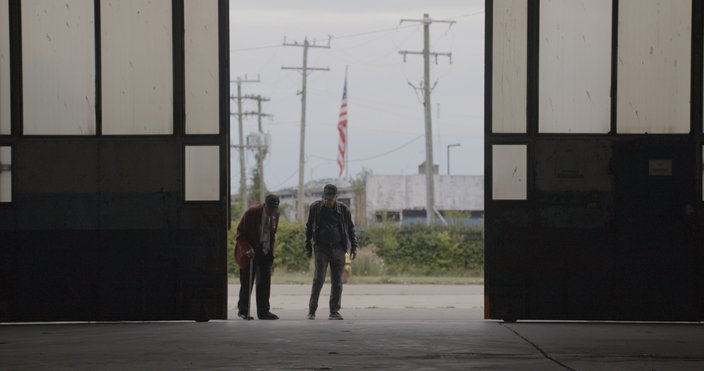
[350,134,422,161]
[229,11,481,54]
[309,134,423,163]
[270,168,299,190]
[231,44,281,53]
[448,10,485,21]
[324,23,418,42]
[231,25,417,53]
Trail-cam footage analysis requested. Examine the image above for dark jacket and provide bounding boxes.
[235,203,280,268]
[305,200,357,254]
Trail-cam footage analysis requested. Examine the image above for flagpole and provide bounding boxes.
[344,65,349,179]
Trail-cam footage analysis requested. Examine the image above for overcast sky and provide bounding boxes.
[229,0,485,193]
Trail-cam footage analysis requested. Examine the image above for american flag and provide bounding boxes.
[337,71,348,177]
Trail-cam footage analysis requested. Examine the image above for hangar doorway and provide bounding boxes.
[485,0,704,321]
[0,0,231,322]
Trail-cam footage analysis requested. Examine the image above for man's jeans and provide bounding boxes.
[309,244,346,314]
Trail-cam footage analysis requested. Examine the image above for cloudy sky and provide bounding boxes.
[229,0,485,192]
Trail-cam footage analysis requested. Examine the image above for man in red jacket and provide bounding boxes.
[235,194,280,320]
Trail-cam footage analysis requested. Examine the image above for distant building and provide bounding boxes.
[272,171,483,227]
[365,174,484,226]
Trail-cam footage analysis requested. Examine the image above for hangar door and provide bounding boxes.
[485,0,704,321]
[0,0,230,322]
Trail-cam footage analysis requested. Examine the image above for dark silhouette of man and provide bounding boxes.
[305,184,358,320]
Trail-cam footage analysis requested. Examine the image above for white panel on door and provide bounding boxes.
[0,0,9,135]
[22,0,96,135]
[492,0,527,133]
[185,145,220,201]
[101,0,173,135]
[492,145,527,200]
[539,0,612,133]
[185,0,219,135]
[617,0,691,134]
[0,146,10,202]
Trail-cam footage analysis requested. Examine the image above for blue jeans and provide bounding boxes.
[308,244,346,314]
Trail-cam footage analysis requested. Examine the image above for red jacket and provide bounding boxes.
[234,203,280,268]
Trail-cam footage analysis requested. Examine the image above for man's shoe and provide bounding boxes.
[307,313,315,320]
[237,312,253,320]
[258,312,279,320]
[329,312,343,320]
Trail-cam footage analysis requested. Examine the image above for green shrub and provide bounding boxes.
[273,222,309,272]
[357,224,483,276]
[350,245,386,276]
[229,219,484,277]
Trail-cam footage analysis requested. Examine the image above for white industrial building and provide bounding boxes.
[365,174,484,225]
[272,173,484,226]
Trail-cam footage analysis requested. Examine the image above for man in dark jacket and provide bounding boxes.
[305,184,358,320]
[235,194,280,320]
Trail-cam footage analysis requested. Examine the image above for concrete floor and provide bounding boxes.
[2,285,703,370]
[230,284,485,320]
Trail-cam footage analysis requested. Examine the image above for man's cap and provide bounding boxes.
[322,184,338,200]
[265,194,280,209]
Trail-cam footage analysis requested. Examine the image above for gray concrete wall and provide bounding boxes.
[365,174,483,215]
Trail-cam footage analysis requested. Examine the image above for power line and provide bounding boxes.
[350,134,423,162]
[270,168,299,190]
[309,134,423,163]
[321,11,484,41]
[230,12,485,54]
[230,27,403,53]
[231,24,419,53]
[231,44,281,52]
[326,24,417,40]
[448,11,485,20]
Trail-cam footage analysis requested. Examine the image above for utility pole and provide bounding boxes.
[230,76,260,213]
[399,14,454,225]
[282,37,330,222]
[242,95,272,204]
